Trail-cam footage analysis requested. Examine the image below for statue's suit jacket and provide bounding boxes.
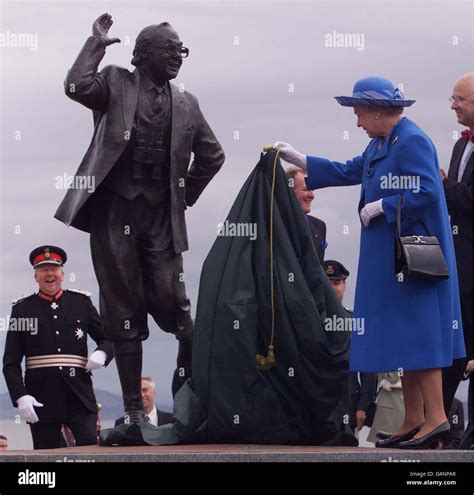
[55,36,225,254]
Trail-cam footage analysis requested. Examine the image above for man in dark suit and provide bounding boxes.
[115,376,173,427]
[443,397,465,449]
[2,246,114,449]
[285,166,327,263]
[323,260,377,433]
[440,73,473,418]
[459,370,473,449]
[55,14,225,423]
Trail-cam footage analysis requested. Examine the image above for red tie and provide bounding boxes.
[461,129,474,142]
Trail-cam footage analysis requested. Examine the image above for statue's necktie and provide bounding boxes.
[152,86,165,114]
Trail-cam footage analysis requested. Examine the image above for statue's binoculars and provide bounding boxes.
[132,146,167,180]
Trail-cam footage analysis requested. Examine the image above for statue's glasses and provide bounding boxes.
[153,43,190,58]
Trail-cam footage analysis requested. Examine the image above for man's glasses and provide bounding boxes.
[449,93,474,104]
[153,43,189,58]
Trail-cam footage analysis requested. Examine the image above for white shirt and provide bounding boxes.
[458,141,473,182]
[145,406,158,427]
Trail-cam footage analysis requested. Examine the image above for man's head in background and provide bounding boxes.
[451,72,474,130]
[286,166,315,214]
[30,246,67,297]
[0,435,8,451]
[323,260,350,303]
[141,376,157,415]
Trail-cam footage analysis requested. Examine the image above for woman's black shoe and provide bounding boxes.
[398,421,450,449]
[375,425,421,448]
[376,425,423,440]
[375,431,392,440]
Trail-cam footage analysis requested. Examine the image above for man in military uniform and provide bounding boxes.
[323,260,351,311]
[323,260,377,433]
[54,13,225,423]
[2,246,114,449]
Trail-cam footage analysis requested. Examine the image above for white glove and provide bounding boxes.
[273,142,307,170]
[85,350,107,371]
[360,199,384,227]
[17,394,43,423]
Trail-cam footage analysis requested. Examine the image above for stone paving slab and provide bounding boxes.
[1,445,472,462]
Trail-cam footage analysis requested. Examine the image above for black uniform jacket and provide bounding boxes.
[3,289,114,422]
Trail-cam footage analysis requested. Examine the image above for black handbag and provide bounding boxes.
[394,196,449,281]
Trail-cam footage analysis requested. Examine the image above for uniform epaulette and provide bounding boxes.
[12,293,35,305]
[66,289,92,297]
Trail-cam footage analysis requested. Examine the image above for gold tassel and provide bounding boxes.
[256,345,275,372]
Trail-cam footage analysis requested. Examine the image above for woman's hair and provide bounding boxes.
[373,105,404,117]
[285,165,305,180]
[131,22,172,67]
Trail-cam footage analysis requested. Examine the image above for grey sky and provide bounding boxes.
[1,0,472,405]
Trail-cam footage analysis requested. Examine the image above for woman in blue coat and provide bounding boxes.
[275,76,466,449]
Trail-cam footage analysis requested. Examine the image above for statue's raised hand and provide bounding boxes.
[92,12,121,46]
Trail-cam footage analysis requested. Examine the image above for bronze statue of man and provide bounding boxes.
[55,13,225,423]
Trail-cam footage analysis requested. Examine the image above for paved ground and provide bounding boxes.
[1,444,473,462]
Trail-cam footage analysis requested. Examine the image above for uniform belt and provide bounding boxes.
[26,354,87,370]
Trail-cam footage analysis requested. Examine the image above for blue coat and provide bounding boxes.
[306,117,466,372]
